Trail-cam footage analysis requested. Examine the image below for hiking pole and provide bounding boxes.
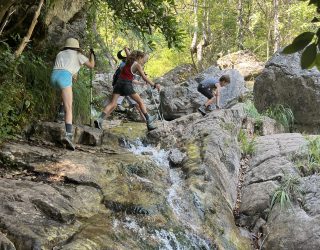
[89,48,95,126]
[150,87,165,127]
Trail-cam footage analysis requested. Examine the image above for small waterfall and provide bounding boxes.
[128,140,212,249]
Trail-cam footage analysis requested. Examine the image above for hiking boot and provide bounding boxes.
[198,105,207,116]
[62,133,75,151]
[148,114,157,123]
[94,119,103,130]
[147,122,157,131]
[146,116,157,131]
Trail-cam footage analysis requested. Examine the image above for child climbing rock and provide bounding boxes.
[94,50,160,131]
[197,75,230,116]
[51,37,95,150]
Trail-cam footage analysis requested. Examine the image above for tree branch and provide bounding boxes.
[14,0,44,57]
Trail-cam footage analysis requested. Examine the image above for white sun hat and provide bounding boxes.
[64,38,80,49]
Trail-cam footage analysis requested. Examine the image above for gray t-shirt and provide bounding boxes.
[200,77,219,89]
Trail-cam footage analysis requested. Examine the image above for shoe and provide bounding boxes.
[94,119,103,130]
[146,116,157,131]
[148,114,157,123]
[198,105,207,116]
[62,133,75,151]
[147,123,157,131]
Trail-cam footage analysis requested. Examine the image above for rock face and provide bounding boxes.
[254,50,320,132]
[45,0,87,48]
[238,133,320,249]
[160,67,247,120]
[0,106,252,249]
[217,50,264,80]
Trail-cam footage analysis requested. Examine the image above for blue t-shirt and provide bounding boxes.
[200,77,219,89]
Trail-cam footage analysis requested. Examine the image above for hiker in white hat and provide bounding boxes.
[51,37,95,150]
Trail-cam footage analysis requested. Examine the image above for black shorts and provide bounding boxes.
[197,84,213,99]
[113,79,136,96]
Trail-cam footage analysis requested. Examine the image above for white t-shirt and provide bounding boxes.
[53,49,89,75]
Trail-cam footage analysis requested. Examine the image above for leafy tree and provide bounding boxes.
[283,0,320,69]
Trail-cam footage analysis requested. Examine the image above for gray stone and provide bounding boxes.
[254,50,320,131]
[160,68,247,120]
[154,64,196,87]
[168,148,187,167]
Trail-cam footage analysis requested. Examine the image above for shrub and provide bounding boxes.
[238,129,256,156]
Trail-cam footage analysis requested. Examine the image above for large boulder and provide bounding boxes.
[254,50,320,132]
[217,50,264,80]
[154,64,197,87]
[160,67,247,120]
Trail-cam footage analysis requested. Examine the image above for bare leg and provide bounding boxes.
[129,93,147,114]
[135,104,146,122]
[61,86,73,124]
[103,94,121,116]
[204,97,216,107]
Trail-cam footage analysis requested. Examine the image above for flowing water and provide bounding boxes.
[127,140,213,249]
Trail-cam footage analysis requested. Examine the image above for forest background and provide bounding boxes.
[0,0,316,140]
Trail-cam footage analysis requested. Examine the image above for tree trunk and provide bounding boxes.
[236,0,244,50]
[273,0,280,52]
[0,0,15,26]
[190,0,198,54]
[15,0,44,57]
[190,0,199,72]
[0,5,15,36]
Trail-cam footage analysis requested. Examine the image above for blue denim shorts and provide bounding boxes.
[51,69,72,89]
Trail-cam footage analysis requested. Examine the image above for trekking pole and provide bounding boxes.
[90,68,93,126]
[150,87,165,127]
[89,48,95,126]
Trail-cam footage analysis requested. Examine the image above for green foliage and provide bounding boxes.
[283,0,320,69]
[0,43,58,142]
[101,0,184,49]
[270,175,301,211]
[295,136,320,175]
[73,69,91,125]
[264,104,294,131]
[238,129,256,156]
[244,100,262,120]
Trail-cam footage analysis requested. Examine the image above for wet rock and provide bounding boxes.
[168,148,186,168]
[149,104,252,249]
[104,200,150,215]
[254,50,320,132]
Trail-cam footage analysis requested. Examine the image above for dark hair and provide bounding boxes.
[126,50,145,65]
[219,75,230,83]
[117,50,126,60]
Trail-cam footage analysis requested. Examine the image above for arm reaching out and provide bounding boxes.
[135,63,160,91]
